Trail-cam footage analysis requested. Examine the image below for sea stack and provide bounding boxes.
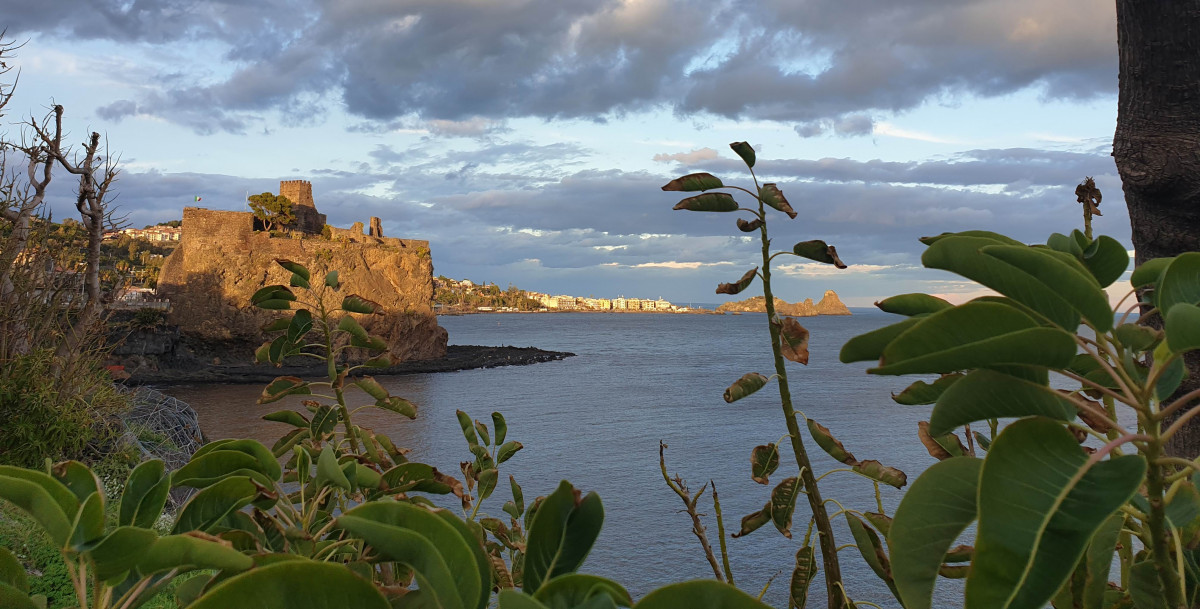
[815,290,851,315]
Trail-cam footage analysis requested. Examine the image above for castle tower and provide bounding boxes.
[279,180,315,209]
[277,179,325,233]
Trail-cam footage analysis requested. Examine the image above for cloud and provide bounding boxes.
[873,122,959,144]
[10,0,1116,134]
[652,147,719,164]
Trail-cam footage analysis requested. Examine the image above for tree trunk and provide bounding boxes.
[1113,1,1200,458]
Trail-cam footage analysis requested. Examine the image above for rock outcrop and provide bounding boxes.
[716,290,851,316]
[815,290,851,315]
[157,205,447,362]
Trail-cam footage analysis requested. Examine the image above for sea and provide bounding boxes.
[166,310,962,607]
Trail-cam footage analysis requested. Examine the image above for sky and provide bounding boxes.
[0,0,1128,307]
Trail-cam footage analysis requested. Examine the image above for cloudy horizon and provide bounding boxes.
[1,0,1126,306]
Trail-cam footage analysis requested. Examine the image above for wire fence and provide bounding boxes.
[116,385,205,506]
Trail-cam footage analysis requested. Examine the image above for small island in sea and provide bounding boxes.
[715,290,851,316]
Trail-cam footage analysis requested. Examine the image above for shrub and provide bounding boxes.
[0,348,127,467]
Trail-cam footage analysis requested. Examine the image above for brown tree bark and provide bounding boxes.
[1113,1,1200,458]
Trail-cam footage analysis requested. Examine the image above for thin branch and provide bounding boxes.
[659,441,724,582]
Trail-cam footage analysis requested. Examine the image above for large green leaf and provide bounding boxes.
[1165,303,1200,354]
[891,374,963,405]
[137,532,254,575]
[0,471,75,547]
[173,451,260,489]
[661,173,724,192]
[875,293,953,316]
[175,441,280,488]
[923,236,1081,329]
[70,492,105,548]
[120,459,170,529]
[50,461,102,504]
[889,457,982,609]
[636,580,771,609]
[729,142,755,168]
[532,574,632,608]
[871,301,1077,375]
[263,410,309,428]
[524,481,604,593]
[929,368,1077,436]
[172,476,259,534]
[1130,257,1173,289]
[847,514,901,599]
[0,547,28,593]
[981,245,1113,332]
[87,526,158,581]
[839,317,922,364]
[791,240,845,267]
[340,502,488,609]
[1081,236,1129,288]
[187,560,388,609]
[315,445,352,491]
[673,193,738,212]
[500,590,551,609]
[341,294,382,314]
[920,230,1024,247]
[259,376,311,405]
[0,584,39,609]
[759,184,798,219]
[1155,252,1200,313]
[1082,513,1124,609]
[966,418,1146,609]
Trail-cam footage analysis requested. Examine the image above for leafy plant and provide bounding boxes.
[660,142,906,609]
[0,458,253,609]
[840,224,1200,609]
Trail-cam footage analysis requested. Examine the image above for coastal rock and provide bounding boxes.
[158,207,447,362]
[716,291,851,316]
[815,290,851,315]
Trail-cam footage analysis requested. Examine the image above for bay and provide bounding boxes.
[167,310,958,607]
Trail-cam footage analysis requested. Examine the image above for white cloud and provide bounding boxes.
[652,147,720,164]
[873,122,960,144]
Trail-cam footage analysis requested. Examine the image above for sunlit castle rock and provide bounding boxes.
[715,290,852,316]
[157,180,447,362]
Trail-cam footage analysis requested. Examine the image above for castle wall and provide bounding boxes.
[157,206,445,362]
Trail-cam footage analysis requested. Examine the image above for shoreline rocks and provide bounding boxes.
[121,344,575,386]
[716,290,852,316]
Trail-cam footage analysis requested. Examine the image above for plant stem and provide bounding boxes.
[711,480,735,586]
[758,212,846,609]
[319,298,361,454]
[1144,426,1184,608]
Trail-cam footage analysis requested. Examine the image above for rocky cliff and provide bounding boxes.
[157,208,446,362]
[716,290,851,316]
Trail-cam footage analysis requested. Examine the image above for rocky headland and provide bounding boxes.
[716,290,851,316]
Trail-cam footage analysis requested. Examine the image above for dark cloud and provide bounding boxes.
[10,0,1114,134]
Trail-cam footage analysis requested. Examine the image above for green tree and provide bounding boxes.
[247,192,296,232]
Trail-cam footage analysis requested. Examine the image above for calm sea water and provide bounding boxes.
[167,311,960,607]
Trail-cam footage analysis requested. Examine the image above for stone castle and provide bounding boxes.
[157,180,448,361]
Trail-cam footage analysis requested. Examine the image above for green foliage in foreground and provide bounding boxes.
[843,231,1200,609]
